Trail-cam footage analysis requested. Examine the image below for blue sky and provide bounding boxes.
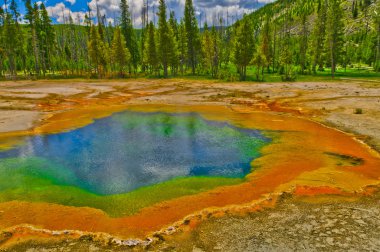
[10,0,274,26]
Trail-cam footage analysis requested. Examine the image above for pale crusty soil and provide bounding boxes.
[0,79,379,149]
[0,78,379,251]
[0,110,41,133]
[3,193,380,252]
[152,193,380,252]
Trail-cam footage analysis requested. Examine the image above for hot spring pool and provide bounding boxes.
[0,111,270,196]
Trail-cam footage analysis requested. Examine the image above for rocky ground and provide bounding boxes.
[0,78,379,251]
[153,193,380,251]
[3,192,380,251]
[0,78,379,149]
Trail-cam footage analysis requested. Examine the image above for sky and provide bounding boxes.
[9,0,274,27]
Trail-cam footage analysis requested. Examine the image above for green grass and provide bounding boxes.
[5,64,379,83]
[243,66,380,83]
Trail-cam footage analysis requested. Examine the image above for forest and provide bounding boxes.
[0,0,379,81]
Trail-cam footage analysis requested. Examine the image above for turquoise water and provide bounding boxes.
[0,111,270,195]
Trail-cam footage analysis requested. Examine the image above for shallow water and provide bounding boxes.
[0,111,269,195]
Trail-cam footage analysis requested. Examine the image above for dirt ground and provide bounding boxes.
[152,192,380,252]
[0,78,379,251]
[1,78,379,150]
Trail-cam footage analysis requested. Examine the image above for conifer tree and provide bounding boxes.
[233,18,255,80]
[201,23,212,74]
[88,25,108,77]
[260,15,272,73]
[144,21,158,74]
[0,0,376,80]
[169,26,179,76]
[157,0,176,78]
[210,25,220,77]
[311,0,328,73]
[111,27,130,76]
[178,19,187,75]
[253,16,272,81]
[0,7,4,77]
[169,11,179,75]
[169,11,178,40]
[184,0,201,74]
[375,0,380,72]
[326,0,344,78]
[3,10,17,76]
[279,1,294,81]
[24,0,40,75]
[295,0,313,74]
[252,48,267,81]
[39,3,55,76]
[120,0,139,73]
[4,0,23,77]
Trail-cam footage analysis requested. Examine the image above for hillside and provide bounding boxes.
[234,0,379,78]
[246,0,378,31]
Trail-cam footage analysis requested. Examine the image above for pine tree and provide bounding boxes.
[279,1,294,81]
[0,0,376,80]
[157,0,177,78]
[361,0,372,35]
[326,0,344,78]
[140,26,147,73]
[169,11,179,75]
[311,0,327,73]
[178,19,187,75]
[168,26,179,76]
[375,0,380,72]
[0,7,5,77]
[24,0,40,75]
[8,0,23,77]
[201,23,212,74]
[67,15,79,75]
[295,0,313,74]
[184,0,201,74]
[120,0,139,73]
[111,27,130,76]
[233,18,255,81]
[253,16,273,81]
[144,21,158,74]
[169,11,178,40]
[252,48,267,81]
[84,13,92,34]
[34,3,45,72]
[220,17,232,69]
[272,18,278,72]
[39,3,56,76]
[88,25,108,77]
[210,25,220,77]
[260,15,272,73]
[3,10,17,76]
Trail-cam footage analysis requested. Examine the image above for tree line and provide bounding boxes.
[235,0,380,80]
[0,0,379,81]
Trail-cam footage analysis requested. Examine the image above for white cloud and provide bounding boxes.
[46,2,86,24]
[46,0,275,27]
[66,0,76,5]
